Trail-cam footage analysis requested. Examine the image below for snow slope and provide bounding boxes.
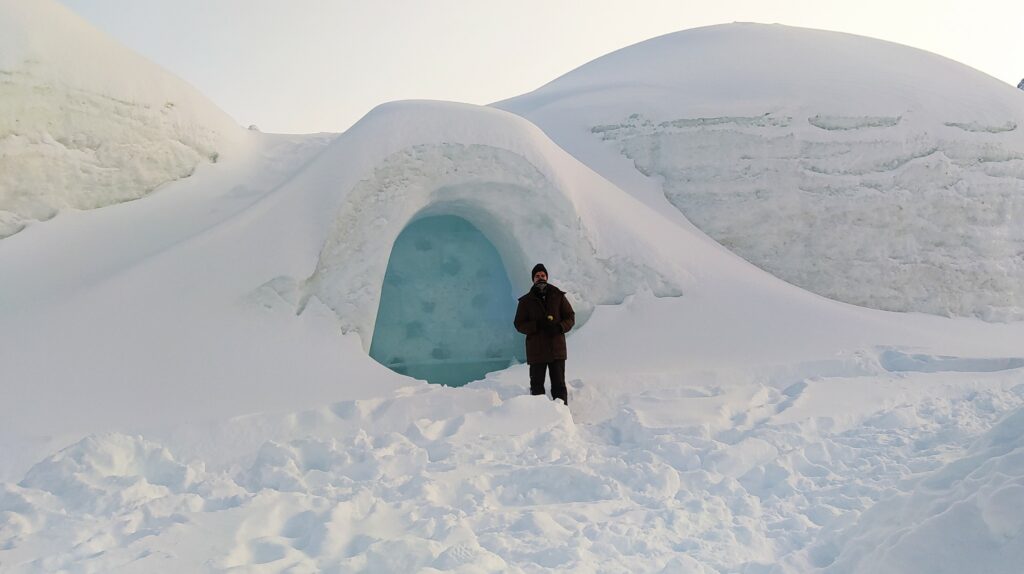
[497,23,1024,320]
[810,407,1024,573]
[0,0,245,238]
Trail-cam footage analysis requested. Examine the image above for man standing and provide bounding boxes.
[514,263,575,405]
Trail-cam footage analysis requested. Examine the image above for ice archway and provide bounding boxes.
[304,142,667,348]
[369,214,525,386]
[298,103,686,373]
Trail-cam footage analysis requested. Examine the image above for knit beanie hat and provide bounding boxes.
[531,263,548,278]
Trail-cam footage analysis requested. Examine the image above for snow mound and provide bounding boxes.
[814,406,1024,573]
[1,433,246,571]
[498,23,1024,320]
[0,0,244,238]
[18,433,202,516]
[288,101,689,346]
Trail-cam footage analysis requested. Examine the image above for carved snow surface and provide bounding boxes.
[0,0,243,238]
[944,120,1018,133]
[807,115,901,130]
[592,113,1024,319]
[498,23,1024,320]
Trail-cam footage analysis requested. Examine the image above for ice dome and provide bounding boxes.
[498,23,1024,320]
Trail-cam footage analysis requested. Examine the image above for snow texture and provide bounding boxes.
[0,0,243,238]
[498,23,1024,320]
[2,360,1023,573]
[812,405,1024,574]
[5,12,1024,574]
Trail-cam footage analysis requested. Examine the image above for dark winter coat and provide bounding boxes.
[514,283,575,365]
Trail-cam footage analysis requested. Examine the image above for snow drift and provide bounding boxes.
[0,0,244,238]
[810,406,1024,574]
[498,23,1024,320]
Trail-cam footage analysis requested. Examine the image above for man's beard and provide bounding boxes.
[534,280,548,291]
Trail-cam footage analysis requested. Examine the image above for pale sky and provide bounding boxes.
[58,0,1022,134]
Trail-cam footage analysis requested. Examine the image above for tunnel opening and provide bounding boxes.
[369,214,524,386]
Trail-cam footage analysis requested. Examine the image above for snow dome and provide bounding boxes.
[499,23,1024,321]
[296,101,687,385]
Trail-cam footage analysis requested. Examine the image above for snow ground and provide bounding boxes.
[2,350,1023,573]
[3,7,1024,573]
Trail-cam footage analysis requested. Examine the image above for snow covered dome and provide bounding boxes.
[285,101,687,385]
[499,23,1024,320]
[0,0,244,238]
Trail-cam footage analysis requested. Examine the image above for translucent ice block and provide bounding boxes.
[369,215,524,386]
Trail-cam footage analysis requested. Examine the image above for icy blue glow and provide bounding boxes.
[370,215,524,386]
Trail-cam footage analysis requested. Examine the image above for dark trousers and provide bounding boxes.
[530,360,567,404]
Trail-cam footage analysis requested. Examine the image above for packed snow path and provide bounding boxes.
[3,351,1022,573]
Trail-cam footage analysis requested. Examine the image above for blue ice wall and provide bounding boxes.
[369,215,524,386]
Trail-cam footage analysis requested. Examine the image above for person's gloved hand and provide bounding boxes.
[543,315,562,334]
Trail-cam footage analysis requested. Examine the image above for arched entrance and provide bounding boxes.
[369,214,524,386]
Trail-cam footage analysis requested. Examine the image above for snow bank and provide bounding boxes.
[0,0,244,238]
[19,433,202,516]
[814,405,1024,573]
[498,23,1024,320]
[1,433,246,572]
